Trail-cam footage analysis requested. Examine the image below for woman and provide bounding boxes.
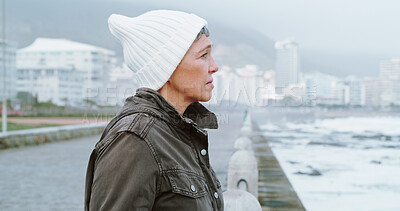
[84,10,223,210]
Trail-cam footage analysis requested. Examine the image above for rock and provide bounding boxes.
[294,166,322,176]
[370,160,381,165]
[310,169,322,176]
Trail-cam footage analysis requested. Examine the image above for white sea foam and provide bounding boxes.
[262,116,400,211]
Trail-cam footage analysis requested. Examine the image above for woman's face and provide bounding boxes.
[165,34,219,105]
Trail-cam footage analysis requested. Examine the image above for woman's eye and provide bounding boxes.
[201,52,208,58]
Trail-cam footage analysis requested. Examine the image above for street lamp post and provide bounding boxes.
[2,0,7,134]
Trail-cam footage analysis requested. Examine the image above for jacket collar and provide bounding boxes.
[122,88,218,129]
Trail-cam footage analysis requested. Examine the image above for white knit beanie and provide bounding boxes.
[108,10,208,90]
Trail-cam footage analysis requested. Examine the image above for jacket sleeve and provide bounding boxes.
[88,132,159,211]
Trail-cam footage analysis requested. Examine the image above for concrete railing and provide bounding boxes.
[224,111,305,211]
[227,136,258,197]
[0,123,106,150]
[224,189,262,211]
[224,113,262,211]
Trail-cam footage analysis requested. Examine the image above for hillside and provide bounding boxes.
[7,0,275,70]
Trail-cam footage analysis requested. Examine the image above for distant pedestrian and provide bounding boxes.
[84,10,222,210]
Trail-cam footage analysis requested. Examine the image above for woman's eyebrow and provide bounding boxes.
[197,44,213,54]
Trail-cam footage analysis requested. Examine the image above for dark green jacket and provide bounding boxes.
[85,88,223,210]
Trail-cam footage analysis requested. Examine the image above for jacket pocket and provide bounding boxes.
[167,172,208,199]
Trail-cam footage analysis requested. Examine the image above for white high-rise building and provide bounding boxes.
[0,39,18,100]
[211,65,234,105]
[305,77,317,106]
[304,72,337,105]
[17,66,83,106]
[380,58,400,80]
[380,79,400,106]
[261,70,276,104]
[380,58,400,106]
[211,65,265,107]
[347,78,365,106]
[363,77,381,108]
[235,65,265,106]
[331,81,349,105]
[108,63,138,105]
[17,38,116,105]
[275,40,299,93]
[303,72,349,106]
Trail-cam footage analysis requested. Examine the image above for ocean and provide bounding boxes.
[260,115,400,211]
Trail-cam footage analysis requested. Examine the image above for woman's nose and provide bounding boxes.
[209,56,219,73]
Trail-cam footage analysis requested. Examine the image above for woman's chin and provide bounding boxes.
[199,92,212,102]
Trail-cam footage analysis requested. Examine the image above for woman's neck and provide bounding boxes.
[158,84,194,115]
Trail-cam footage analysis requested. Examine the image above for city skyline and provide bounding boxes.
[1,0,400,108]
[4,0,400,77]
[2,35,399,109]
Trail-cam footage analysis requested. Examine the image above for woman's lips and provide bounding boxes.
[206,80,214,88]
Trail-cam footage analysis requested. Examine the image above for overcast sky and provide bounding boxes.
[118,0,399,57]
[5,0,398,77]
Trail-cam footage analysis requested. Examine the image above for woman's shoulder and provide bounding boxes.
[95,112,156,151]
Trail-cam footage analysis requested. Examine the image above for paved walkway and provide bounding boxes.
[0,135,99,210]
[208,111,244,190]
